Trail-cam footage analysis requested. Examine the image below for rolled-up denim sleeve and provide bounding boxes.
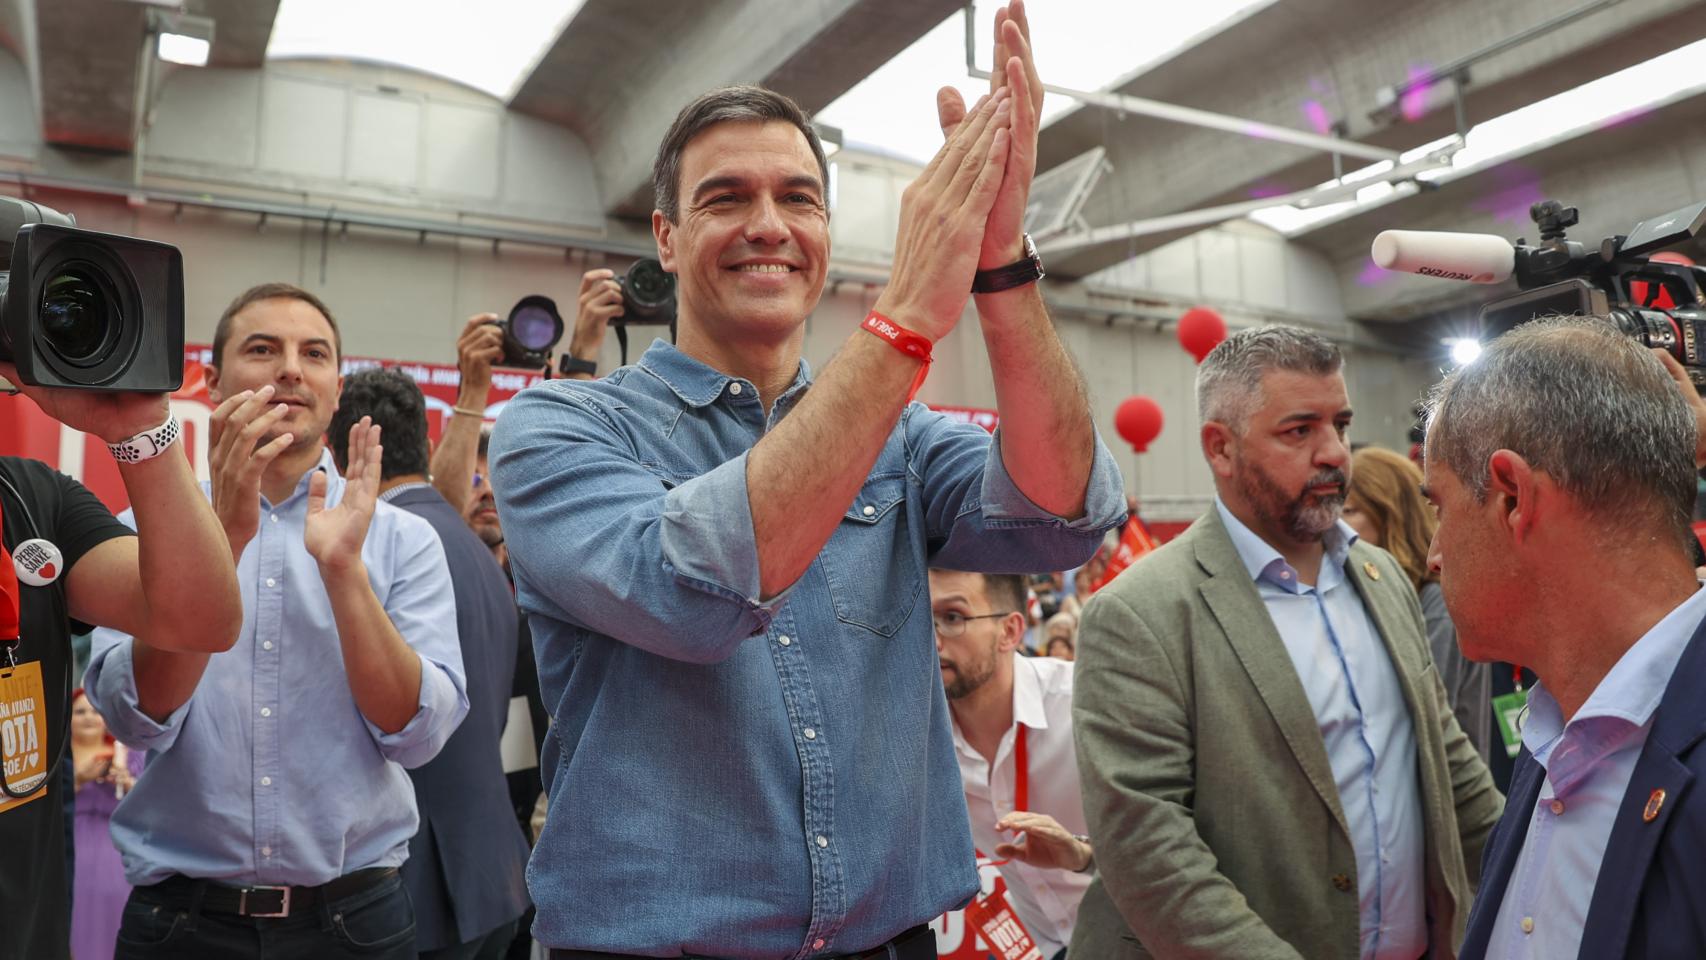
[490,383,779,664]
[364,516,469,768]
[84,628,191,753]
[906,406,1126,572]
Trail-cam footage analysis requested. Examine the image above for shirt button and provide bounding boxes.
[270,514,279,523]
[1279,571,1291,579]
[260,707,272,718]
[260,776,272,786]
[266,578,276,588]
[778,635,792,646]
[812,940,825,951]
[815,835,829,848]
[1521,917,1535,934]
[729,382,743,396]
[1550,799,1565,815]
[861,505,876,517]
[262,641,274,651]
[803,728,817,740]
[261,846,272,857]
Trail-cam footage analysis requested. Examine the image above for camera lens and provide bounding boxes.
[509,304,559,350]
[625,259,675,307]
[39,263,117,364]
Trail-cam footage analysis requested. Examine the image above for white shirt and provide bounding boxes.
[1486,582,1706,959]
[951,654,1090,957]
[1216,500,1426,960]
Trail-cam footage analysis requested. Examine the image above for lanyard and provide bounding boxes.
[1013,725,1029,813]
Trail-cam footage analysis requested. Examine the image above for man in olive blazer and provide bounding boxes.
[1073,326,1503,960]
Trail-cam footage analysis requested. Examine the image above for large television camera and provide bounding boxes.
[0,196,185,391]
[1372,199,1706,385]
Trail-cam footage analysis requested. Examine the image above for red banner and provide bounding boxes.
[0,346,544,516]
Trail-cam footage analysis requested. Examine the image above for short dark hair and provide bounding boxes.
[212,282,342,370]
[652,85,829,223]
[978,574,1028,616]
[329,368,429,481]
[477,427,492,460]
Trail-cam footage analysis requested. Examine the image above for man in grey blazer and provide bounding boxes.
[1072,325,1503,959]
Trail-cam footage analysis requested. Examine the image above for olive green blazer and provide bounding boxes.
[1071,508,1504,959]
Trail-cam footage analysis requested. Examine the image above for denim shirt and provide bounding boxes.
[489,339,1124,958]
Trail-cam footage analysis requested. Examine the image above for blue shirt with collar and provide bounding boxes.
[1486,581,1706,959]
[86,448,468,887]
[490,339,1126,959]
[1215,499,1426,960]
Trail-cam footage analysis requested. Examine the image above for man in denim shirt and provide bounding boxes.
[490,5,1123,958]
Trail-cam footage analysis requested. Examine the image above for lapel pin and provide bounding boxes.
[1644,788,1666,823]
[1363,562,1381,581]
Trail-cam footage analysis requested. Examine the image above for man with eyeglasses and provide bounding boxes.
[930,568,1093,960]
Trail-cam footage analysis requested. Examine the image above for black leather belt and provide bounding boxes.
[548,923,934,960]
[144,866,398,919]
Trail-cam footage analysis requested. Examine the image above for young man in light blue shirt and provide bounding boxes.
[86,283,467,960]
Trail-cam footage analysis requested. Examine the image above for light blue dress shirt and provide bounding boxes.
[1486,581,1706,959]
[1216,499,1426,960]
[490,340,1126,959]
[85,449,469,887]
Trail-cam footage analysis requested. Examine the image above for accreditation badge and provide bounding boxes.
[0,659,49,813]
[963,886,1043,960]
[1493,687,1528,759]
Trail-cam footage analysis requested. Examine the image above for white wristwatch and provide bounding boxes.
[107,415,181,464]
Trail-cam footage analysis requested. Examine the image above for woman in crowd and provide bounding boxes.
[71,689,141,960]
[1343,446,1493,762]
[1043,611,1077,661]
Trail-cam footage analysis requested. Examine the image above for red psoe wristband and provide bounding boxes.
[861,310,933,402]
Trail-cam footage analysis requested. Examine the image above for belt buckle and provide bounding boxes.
[239,885,291,918]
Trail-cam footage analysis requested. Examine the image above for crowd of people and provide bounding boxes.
[4,3,1704,959]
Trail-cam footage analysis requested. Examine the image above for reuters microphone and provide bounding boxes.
[1370,230,1516,284]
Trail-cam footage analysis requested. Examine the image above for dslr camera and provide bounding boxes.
[0,196,185,390]
[502,258,678,370]
[1373,199,1706,385]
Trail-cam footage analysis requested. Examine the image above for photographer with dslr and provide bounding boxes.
[1426,319,1706,960]
[0,199,243,960]
[489,4,1125,956]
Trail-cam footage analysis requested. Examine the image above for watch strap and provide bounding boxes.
[560,356,598,376]
[972,233,1045,294]
[107,414,181,465]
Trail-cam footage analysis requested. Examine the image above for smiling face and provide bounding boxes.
[207,297,341,453]
[1209,368,1354,549]
[653,120,829,343]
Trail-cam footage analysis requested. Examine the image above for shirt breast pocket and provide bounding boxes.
[819,475,922,638]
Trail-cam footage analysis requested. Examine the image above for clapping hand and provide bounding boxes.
[306,416,381,575]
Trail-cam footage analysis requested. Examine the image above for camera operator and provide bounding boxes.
[332,369,530,960]
[488,4,1125,956]
[85,283,467,960]
[1430,320,1706,960]
[429,288,615,520]
[0,362,243,960]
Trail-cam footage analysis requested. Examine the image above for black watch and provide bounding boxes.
[559,355,598,377]
[972,233,1045,294]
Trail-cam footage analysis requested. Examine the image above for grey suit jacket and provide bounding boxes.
[1071,508,1504,960]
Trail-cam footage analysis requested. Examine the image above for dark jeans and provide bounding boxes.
[114,871,416,959]
[548,923,934,960]
[422,918,520,960]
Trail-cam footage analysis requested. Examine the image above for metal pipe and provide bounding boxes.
[968,69,1400,163]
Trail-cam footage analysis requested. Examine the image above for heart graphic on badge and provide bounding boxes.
[38,563,54,579]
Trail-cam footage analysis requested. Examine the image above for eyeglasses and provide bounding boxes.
[932,610,1014,638]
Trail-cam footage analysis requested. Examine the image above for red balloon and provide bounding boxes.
[1115,396,1165,453]
[1177,307,1227,364]
[1630,251,1696,311]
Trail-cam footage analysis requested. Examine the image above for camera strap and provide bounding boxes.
[613,316,679,368]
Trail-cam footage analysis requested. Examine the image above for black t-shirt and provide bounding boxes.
[0,457,134,960]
